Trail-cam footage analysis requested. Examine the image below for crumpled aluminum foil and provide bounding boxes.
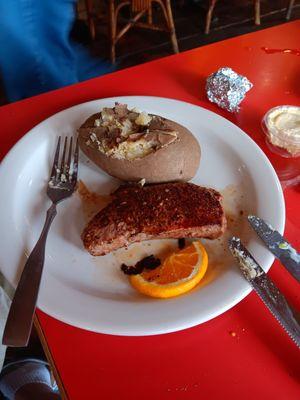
[206,67,253,112]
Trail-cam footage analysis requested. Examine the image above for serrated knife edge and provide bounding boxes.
[229,237,300,349]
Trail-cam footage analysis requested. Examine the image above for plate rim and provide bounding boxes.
[0,95,285,336]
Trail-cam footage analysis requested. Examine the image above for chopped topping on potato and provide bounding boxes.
[85,103,178,160]
[135,112,152,126]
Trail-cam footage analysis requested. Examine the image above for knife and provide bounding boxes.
[248,215,300,283]
[229,237,300,348]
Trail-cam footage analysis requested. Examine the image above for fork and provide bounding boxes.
[2,137,79,347]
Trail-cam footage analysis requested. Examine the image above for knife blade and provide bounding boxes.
[248,215,300,283]
[229,237,300,348]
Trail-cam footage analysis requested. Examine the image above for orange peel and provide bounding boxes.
[130,241,208,298]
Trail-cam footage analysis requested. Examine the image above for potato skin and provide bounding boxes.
[78,113,201,183]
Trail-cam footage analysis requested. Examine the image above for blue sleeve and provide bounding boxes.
[0,0,79,101]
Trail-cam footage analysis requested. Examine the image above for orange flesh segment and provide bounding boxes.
[141,243,199,284]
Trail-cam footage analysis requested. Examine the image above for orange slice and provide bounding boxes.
[129,241,208,298]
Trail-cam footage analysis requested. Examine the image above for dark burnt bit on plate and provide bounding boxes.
[121,255,161,275]
[178,238,186,249]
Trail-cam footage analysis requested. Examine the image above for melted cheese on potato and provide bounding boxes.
[102,138,155,160]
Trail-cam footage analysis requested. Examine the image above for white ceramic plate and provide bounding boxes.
[0,96,285,335]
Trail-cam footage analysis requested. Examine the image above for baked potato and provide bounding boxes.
[78,103,201,183]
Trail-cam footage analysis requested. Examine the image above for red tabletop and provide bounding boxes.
[1,21,300,400]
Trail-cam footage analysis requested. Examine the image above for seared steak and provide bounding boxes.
[82,182,226,255]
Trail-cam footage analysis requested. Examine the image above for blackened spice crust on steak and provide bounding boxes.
[82,182,227,256]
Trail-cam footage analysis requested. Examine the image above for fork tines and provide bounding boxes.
[50,136,78,183]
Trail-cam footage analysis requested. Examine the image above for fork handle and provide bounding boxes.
[2,203,57,347]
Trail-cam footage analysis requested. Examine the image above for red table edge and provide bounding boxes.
[0,20,296,114]
[34,315,69,399]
